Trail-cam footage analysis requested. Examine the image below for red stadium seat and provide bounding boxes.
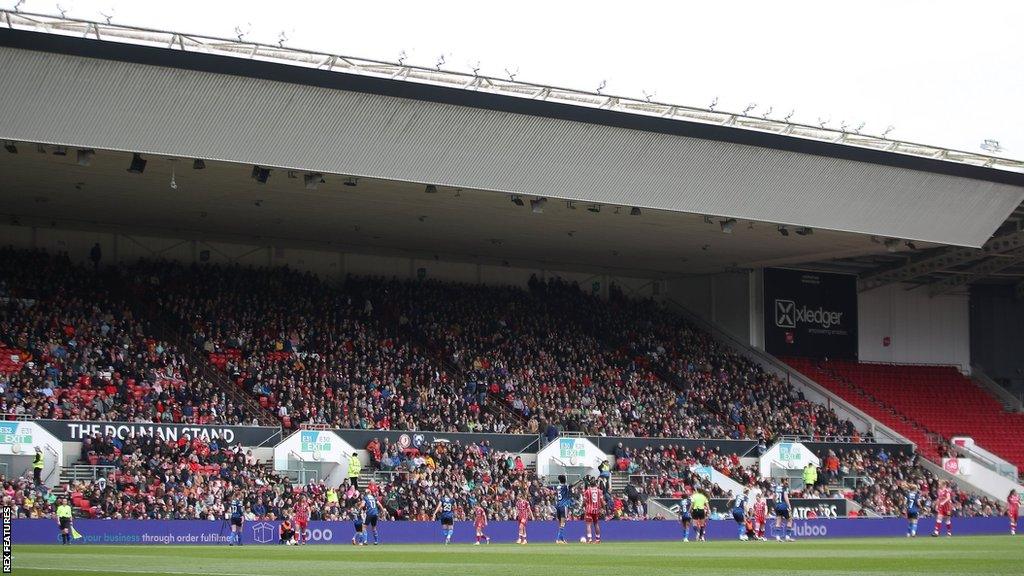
[784,358,1024,469]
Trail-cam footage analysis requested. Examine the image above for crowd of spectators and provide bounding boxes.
[607,296,867,442]
[126,262,512,434]
[3,248,877,443]
[614,443,763,500]
[1,475,55,518]
[4,249,1007,523]
[59,433,560,522]
[1,249,249,424]
[830,448,1005,517]
[361,439,551,521]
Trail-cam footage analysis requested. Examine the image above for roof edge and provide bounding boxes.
[1,24,1023,188]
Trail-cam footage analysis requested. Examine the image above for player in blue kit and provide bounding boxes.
[433,492,456,544]
[773,480,794,542]
[228,497,245,546]
[554,475,573,544]
[351,508,366,546]
[732,489,750,540]
[904,483,921,537]
[362,492,386,545]
[678,490,694,542]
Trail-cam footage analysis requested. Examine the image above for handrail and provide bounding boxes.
[0,413,31,421]
[62,464,115,482]
[43,444,61,483]
[950,439,1019,482]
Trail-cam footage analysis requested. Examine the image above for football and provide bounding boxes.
[580,537,588,543]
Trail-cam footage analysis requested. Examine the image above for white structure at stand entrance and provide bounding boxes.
[273,429,356,486]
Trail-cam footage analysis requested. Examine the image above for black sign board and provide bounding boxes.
[764,268,858,358]
[34,419,282,447]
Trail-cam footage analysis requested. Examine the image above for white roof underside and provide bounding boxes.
[1,23,1022,248]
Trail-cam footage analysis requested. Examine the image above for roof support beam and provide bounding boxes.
[928,246,1024,297]
[859,229,1024,292]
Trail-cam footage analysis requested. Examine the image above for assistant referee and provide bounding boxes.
[55,497,73,545]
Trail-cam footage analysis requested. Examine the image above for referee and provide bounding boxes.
[691,488,709,542]
[55,497,73,545]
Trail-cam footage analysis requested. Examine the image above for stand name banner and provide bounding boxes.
[9,517,1008,545]
[32,420,281,447]
[763,268,858,359]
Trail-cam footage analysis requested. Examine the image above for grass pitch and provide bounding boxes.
[12,536,1022,576]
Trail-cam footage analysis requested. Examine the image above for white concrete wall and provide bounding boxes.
[0,224,664,299]
[858,283,970,369]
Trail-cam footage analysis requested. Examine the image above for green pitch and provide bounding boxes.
[11,537,1023,576]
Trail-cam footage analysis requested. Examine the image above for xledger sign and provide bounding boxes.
[764,268,858,359]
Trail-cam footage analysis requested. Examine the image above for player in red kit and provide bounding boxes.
[582,478,603,544]
[516,494,533,545]
[932,481,953,537]
[752,493,768,541]
[473,502,490,545]
[294,497,311,545]
[1008,489,1019,536]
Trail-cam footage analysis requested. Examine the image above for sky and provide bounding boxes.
[10,0,1024,161]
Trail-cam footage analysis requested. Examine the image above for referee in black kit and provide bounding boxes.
[55,497,73,544]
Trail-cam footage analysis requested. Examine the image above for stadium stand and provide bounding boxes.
[826,447,1003,517]
[0,249,253,424]
[785,358,1024,470]
[620,444,764,500]
[0,248,1009,525]
[129,260,872,442]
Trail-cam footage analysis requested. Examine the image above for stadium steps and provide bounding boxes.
[609,471,630,494]
[112,279,278,427]
[59,463,115,485]
[403,321,528,429]
[56,463,117,514]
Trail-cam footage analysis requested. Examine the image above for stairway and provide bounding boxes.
[150,310,278,426]
[111,276,278,427]
[609,471,630,494]
[403,322,528,430]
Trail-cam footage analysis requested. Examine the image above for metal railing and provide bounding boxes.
[0,413,31,421]
[61,465,115,483]
[950,440,1019,482]
[776,434,871,444]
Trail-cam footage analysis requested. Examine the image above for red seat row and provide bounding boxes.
[784,358,1024,469]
